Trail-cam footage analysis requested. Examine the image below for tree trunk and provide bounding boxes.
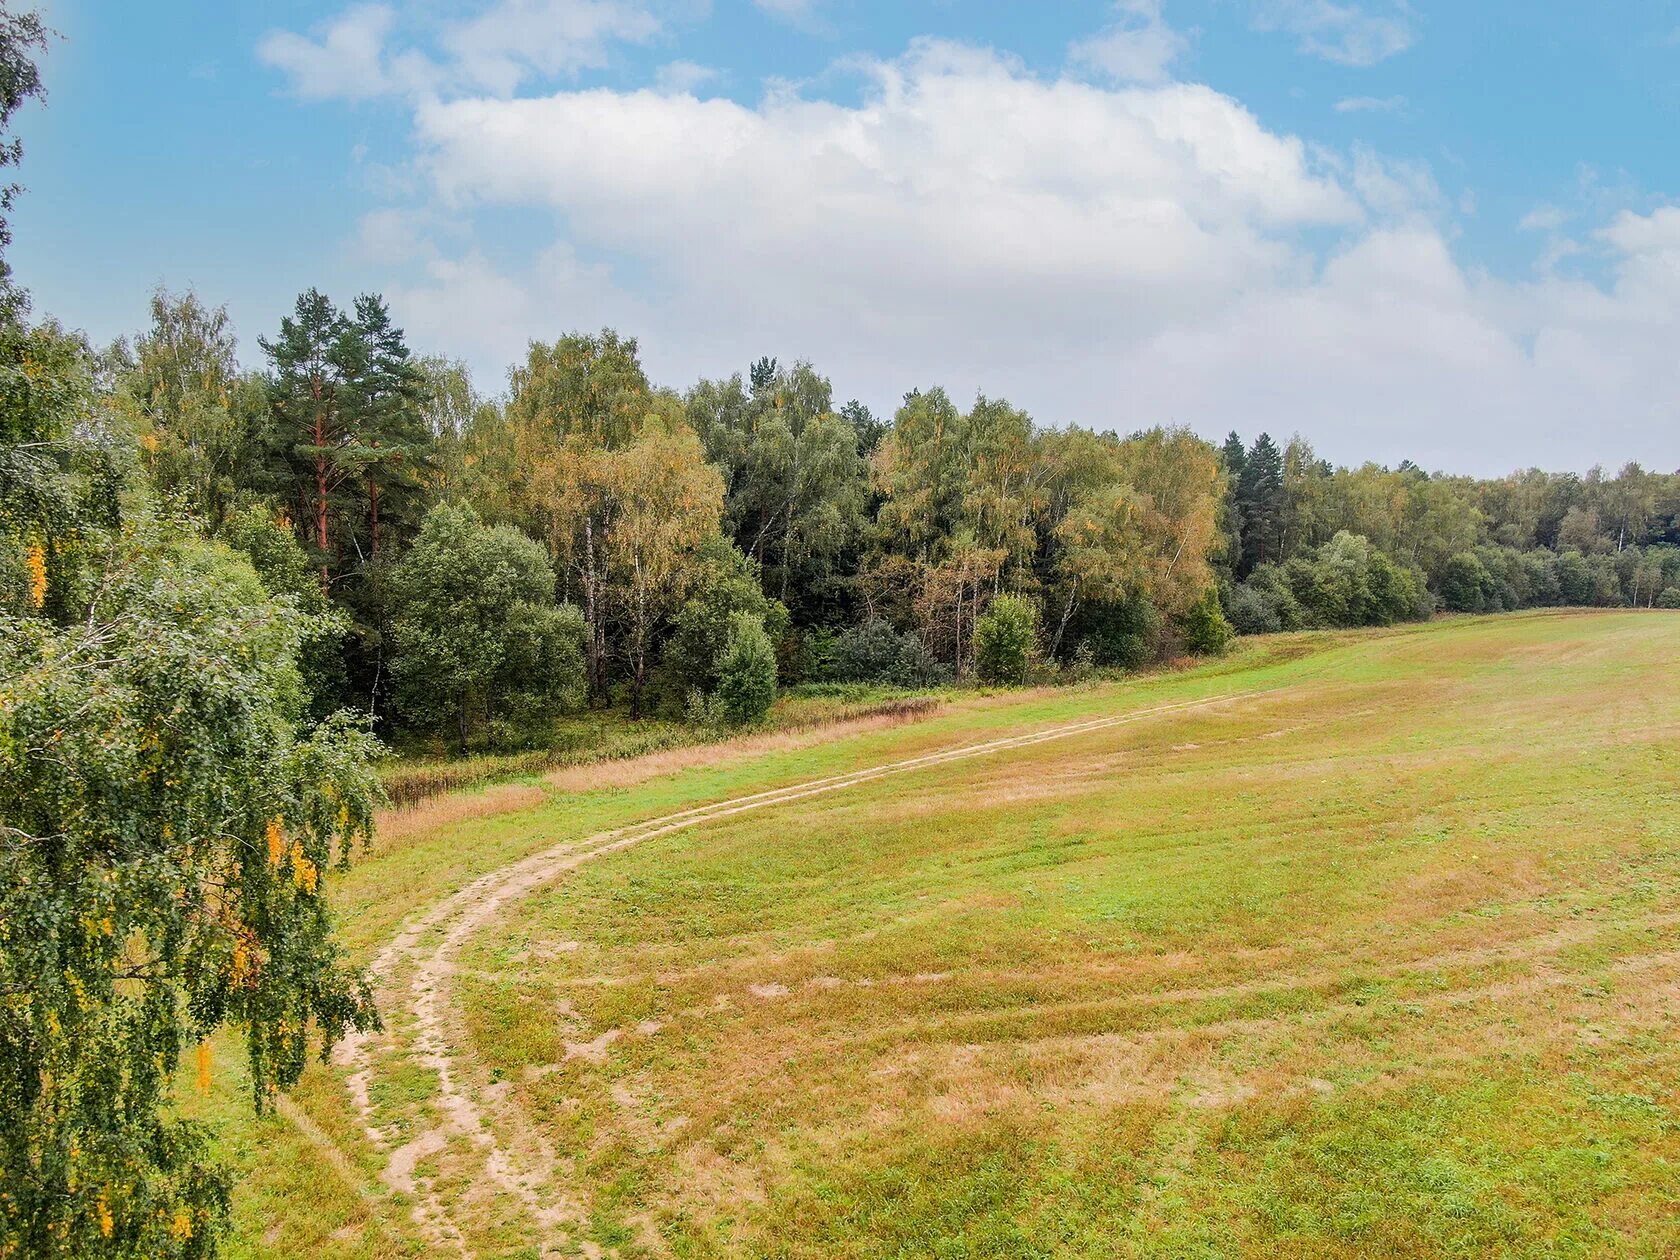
[311,376,330,589]
[368,470,381,558]
[1050,579,1079,659]
[583,513,603,704]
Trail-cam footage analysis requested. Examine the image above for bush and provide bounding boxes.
[1656,587,1680,609]
[663,538,788,699]
[1181,588,1233,655]
[1438,551,1493,613]
[683,687,726,731]
[1069,594,1163,669]
[388,502,586,748]
[974,593,1038,685]
[1246,564,1306,630]
[1224,582,1280,635]
[830,618,941,686]
[1554,550,1594,605]
[715,611,778,725]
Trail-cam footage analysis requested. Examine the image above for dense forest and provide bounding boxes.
[39,285,1679,750]
[2,7,1678,1255]
[12,274,1677,750]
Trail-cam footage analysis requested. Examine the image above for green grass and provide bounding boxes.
[202,611,1680,1258]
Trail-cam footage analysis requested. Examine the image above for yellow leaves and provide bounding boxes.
[292,843,319,894]
[265,816,319,892]
[25,543,46,609]
[97,1188,114,1239]
[230,937,255,989]
[169,1207,194,1241]
[195,1041,211,1093]
[139,431,159,454]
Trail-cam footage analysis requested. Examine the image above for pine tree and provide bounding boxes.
[259,289,353,584]
[338,295,430,561]
[1238,432,1285,576]
[258,291,429,580]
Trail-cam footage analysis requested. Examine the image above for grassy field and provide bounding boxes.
[197,611,1680,1258]
[378,685,948,808]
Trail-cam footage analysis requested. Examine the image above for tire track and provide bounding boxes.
[336,686,1271,1255]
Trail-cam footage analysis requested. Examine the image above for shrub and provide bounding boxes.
[715,611,778,725]
[1069,594,1163,669]
[663,538,788,699]
[683,687,726,731]
[1245,564,1305,630]
[830,618,940,686]
[388,502,586,748]
[1438,552,1493,613]
[1656,587,1680,609]
[1224,582,1280,635]
[974,593,1039,685]
[1181,588,1233,655]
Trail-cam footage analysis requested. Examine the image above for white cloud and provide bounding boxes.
[259,0,666,101]
[384,243,642,377]
[1519,204,1569,233]
[1335,94,1406,113]
[753,0,820,21]
[1348,144,1441,221]
[653,59,718,95]
[440,0,664,95]
[1070,0,1189,85]
[1252,1,1415,66]
[292,29,1678,473]
[258,5,404,101]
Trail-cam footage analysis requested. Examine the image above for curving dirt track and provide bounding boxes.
[333,689,1270,1256]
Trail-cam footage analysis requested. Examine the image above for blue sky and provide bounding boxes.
[13,1,1680,473]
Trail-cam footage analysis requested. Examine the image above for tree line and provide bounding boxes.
[77,287,1680,751]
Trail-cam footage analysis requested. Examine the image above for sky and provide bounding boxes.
[12,0,1680,475]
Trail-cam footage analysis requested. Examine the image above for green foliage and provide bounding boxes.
[1069,594,1163,671]
[0,4,46,295]
[1439,551,1494,613]
[256,289,430,576]
[218,503,349,717]
[1181,587,1234,655]
[0,317,122,620]
[117,289,248,527]
[1235,431,1285,575]
[0,523,383,1258]
[1223,581,1281,635]
[685,360,867,620]
[388,503,586,748]
[1275,532,1428,629]
[662,538,788,701]
[973,593,1038,685]
[1655,587,1680,609]
[714,611,778,726]
[829,618,943,687]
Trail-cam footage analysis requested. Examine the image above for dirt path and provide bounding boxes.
[333,688,1268,1257]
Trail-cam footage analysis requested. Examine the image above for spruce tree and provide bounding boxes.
[1238,432,1285,576]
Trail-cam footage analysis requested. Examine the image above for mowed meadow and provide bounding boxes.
[199,611,1680,1259]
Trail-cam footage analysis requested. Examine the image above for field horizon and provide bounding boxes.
[199,610,1680,1259]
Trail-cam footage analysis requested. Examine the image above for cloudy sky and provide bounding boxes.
[16,1,1680,473]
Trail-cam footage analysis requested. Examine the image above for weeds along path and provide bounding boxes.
[333,687,1270,1256]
